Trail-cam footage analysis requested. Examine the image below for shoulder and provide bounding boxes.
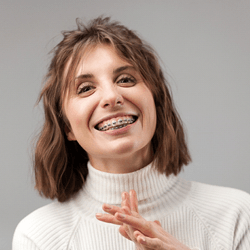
[13,199,81,250]
[189,181,250,213]
[186,181,250,247]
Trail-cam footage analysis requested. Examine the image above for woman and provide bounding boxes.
[13,17,250,250]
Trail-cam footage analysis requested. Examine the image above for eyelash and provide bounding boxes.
[77,84,94,95]
[77,75,136,95]
[117,75,136,85]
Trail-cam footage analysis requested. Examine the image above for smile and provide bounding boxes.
[95,115,138,131]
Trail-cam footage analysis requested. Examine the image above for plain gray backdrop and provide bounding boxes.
[1,0,250,249]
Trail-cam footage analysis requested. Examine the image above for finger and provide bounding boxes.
[136,235,167,250]
[121,192,126,207]
[154,220,161,227]
[95,213,123,225]
[115,212,152,236]
[129,189,138,213]
[134,230,154,248]
[122,206,132,215]
[119,225,131,241]
[121,192,131,210]
[102,203,124,215]
[134,229,143,236]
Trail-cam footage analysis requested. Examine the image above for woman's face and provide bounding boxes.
[64,44,156,172]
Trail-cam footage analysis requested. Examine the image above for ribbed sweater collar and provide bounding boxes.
[83,162,178,205]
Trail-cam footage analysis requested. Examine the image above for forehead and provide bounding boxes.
[75,44,130,76]
[63,44,135,93]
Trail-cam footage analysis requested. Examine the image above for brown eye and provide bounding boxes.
[77,84,95,95]
[117,75,136,86]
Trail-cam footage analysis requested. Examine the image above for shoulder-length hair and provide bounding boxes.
[35,16,191,202]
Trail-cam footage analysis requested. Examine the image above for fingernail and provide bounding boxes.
[104,204,112,210]
[122,192,126,200]
[96,213,103,218]
[117,213,126,219]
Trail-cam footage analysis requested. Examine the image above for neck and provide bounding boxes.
[88,144,154,173]
[82,161,179,205]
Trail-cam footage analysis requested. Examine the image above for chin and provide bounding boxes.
[107,140,151,159]
[107,141,138,156]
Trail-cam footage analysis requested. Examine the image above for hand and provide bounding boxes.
[96,190,191,250]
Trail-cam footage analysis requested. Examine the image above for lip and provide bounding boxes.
[94,112,138,128]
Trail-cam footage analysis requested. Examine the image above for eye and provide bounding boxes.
[77,84,95,95]
[116,74,136,87]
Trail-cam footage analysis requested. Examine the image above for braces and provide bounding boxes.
[98,117,136,131]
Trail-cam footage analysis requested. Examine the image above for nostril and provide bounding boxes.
[116,101,122,107]
[115,96,123,106]
[102,97,124,108]
[100,92,124,108]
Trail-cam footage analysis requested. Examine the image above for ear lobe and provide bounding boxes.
[67,131,76,141]
[65,126,76,141]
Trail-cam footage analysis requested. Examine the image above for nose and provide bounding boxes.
[100,85,124,109]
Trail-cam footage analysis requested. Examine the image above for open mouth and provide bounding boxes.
[95,115,138,131]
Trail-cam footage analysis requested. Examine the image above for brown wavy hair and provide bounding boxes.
[34,16,191,202]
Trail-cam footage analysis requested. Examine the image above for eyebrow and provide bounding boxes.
[113,65,135,74]
[75,65,135,81]
[75,73,94,81]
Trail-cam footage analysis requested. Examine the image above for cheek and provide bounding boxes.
[132,87,156,132]
[66,98,98,134]
[64,101,86,130]
[144,91,157,133]
[147,104,157,135]
[141,88,156,116]
[66,106,79,126]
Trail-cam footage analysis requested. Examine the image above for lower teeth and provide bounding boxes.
[110,124,127,130]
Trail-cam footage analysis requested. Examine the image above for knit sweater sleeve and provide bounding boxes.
[233,190,250,249]
[12,201,81,250]
[235,227,250,250]
[188,181,250,250]
[12,226,40,250]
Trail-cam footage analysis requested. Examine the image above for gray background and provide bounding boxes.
[1,0,250,249]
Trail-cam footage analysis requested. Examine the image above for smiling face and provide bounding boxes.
[63,44,157,173]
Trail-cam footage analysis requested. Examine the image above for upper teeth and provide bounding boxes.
[97,116,136,131]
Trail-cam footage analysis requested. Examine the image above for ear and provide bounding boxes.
[64,126,76,141]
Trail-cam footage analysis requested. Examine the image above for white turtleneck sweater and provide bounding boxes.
[13,163,250,250]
